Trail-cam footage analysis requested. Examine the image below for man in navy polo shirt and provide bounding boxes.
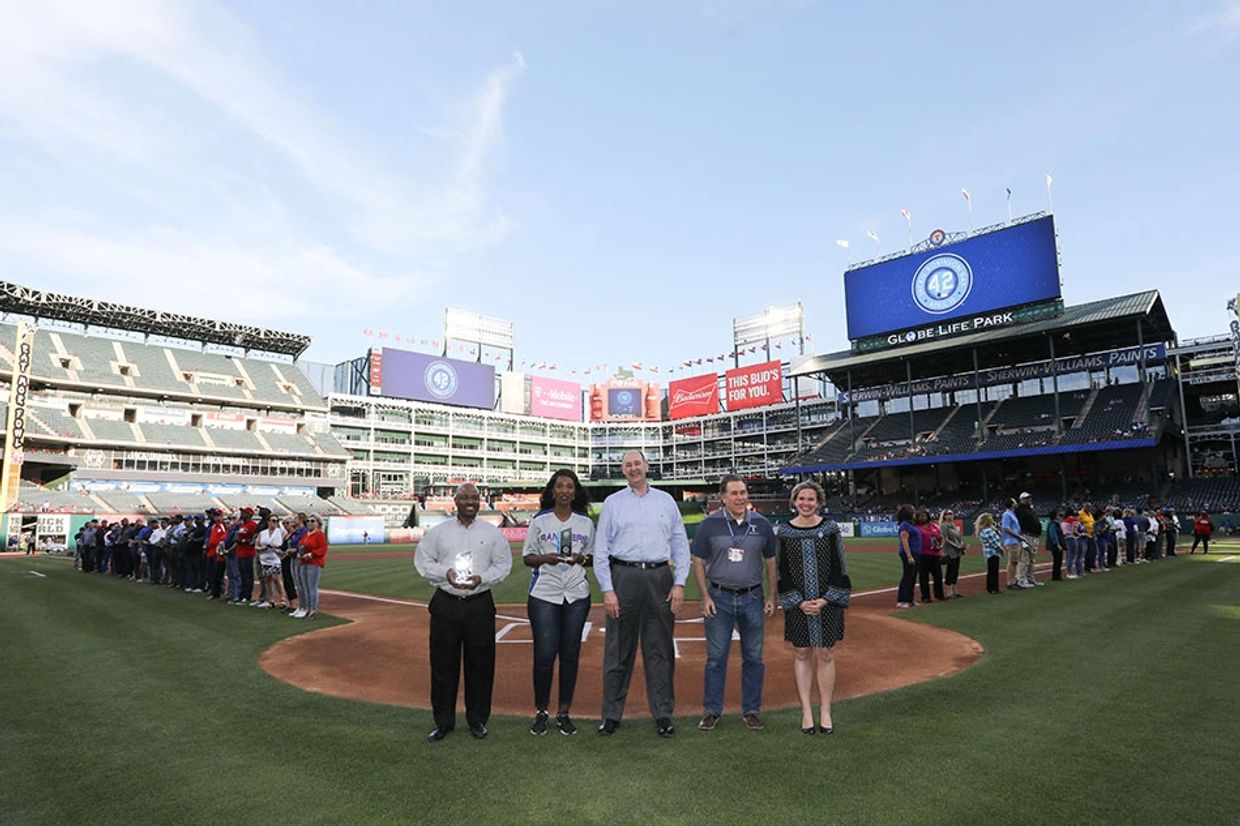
[692,474,777,732]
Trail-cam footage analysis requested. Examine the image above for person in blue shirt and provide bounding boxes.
[895,504,920,608]
[1001,499,1027,590]
[594,450,690,737]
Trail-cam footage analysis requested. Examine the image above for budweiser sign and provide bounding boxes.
[667,373,719,420]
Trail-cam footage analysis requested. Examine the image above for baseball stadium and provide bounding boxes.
[2,205,1236,825]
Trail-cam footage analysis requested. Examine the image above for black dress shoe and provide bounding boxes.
[469,723,488,739]
[656,717,675,737]
[801,726,816,735]
[426,727,452,742]
[598,718,619,735]
[818,725,834,735]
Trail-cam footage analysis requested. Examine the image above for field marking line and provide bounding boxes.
[1215,555,1239,563]
[28,570,47,578]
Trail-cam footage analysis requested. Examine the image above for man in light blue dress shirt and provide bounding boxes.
[594,450,690,737]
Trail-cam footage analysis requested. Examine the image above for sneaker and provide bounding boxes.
[253,601,271,608]
[1007,583,1025,591]
[1026,581,1044,587]
[236,599,250,606]
[530,711,549,736]
[697,713,719,731]
[743,713,764,731]
[556,713,577,736]
[290,609,307,618]
[1066,574,1079,580]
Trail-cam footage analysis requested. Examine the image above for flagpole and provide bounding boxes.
[1046,174,1054,213]
[900,209,913,249]
[1006,188,1013,224]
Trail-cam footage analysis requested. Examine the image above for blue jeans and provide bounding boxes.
[1067,538,1084,575]
[703,585,766,716]
[527,595,591,711]
[226,555,241,599]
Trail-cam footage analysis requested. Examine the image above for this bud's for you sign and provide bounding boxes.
[724,360,783,411]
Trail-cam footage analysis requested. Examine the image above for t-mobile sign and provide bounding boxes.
[530,376,582,421]
[724,360,783,411]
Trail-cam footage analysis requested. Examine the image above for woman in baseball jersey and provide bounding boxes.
[522,469,594,737]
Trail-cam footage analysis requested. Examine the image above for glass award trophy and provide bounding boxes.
[558,528,573,560]
[453,551,473,585]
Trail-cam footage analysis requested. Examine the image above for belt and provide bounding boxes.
[710,581,761,595]
[610,558,669,570]
[436,588,492,602]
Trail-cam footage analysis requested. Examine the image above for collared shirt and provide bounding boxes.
[1001,510,1023,546]
[594,484,691,592]
[690,509,776,590]
[522,510,595,604]
[415,517,513,597]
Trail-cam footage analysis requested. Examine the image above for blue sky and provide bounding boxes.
[2,0,1239,380]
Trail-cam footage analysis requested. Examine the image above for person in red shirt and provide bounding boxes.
[234,507,259,605]
[293,515,328,619]
[206,509,229,600]
[1190,512,1213,554]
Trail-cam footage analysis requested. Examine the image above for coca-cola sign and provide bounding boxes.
[667,373,719,420]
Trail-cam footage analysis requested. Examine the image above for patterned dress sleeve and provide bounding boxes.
[775,527,803,610]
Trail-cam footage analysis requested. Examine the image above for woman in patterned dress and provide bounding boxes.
[776,480,847,735]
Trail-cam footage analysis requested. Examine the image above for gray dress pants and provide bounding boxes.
[601,563,675,720]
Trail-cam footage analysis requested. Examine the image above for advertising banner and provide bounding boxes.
[667,372,720,420]
[858,521,900,538]
[138,407,191,426]
[837,521,855,538]
[326,515,387,545]
[844,215,1061,341]
[588,380,661,421]
[204,411,246,431]
[724,360,783,411]
[839,344,1167,404]
[530,376,583,421]
[374,348,495,409]
[500,526,529,542]
[257,416,298,434]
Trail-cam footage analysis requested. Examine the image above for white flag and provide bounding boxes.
[835,239,849,249]
[899,209,911,222]
[1046,173,1053,189]
[961,188,971,203]
[866,230,880,242]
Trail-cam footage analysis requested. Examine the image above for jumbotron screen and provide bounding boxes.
[843,215,1061,342]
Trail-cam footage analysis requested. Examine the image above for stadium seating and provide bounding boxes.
[95,492,155,513]
[140,422,208,448]
[1060,384,1146,444]
[145,492,225,514]
[28,407,85,439]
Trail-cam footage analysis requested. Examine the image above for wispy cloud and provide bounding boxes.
[0,0,524,318]
[1187,1,1240,37]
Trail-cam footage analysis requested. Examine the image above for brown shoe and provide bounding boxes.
[697,713,719,731]
[743,713,764,731]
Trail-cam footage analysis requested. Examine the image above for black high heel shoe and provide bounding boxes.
[801,726,816,735]
[818,725,834,734]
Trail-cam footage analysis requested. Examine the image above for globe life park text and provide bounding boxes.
[886,310,1016,346]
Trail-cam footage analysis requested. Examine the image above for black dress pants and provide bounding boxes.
[986,556,1000,593]
[601,563,676,721]
[918,556,944,601]
[281,555,298,601]
[428,589,496,730]
[1050,546,1063,581]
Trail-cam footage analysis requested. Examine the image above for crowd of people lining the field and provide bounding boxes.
[69,506,328,619]
[895,493,1216,606]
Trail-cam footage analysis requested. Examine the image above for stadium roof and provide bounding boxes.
[791,290,1174,388]
[0,279,312,358]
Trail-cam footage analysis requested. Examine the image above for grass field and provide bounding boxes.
[322,537,990,603]
[2,547,1237,824]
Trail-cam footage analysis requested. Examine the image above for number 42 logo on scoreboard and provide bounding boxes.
[911,253,974,314]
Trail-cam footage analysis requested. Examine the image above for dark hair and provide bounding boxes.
[540,469,591,515]
[895,504,915,523]
[718,474,745,495]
